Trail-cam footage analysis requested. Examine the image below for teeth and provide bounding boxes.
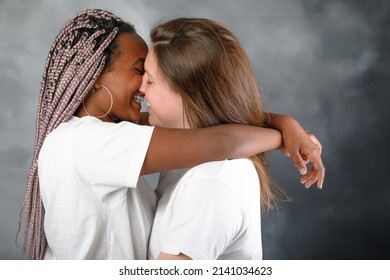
[133,95,144,104]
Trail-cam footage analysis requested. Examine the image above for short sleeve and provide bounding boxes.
[160,176,249,259]
[72,119,154,189]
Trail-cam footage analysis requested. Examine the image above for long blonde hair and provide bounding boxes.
[150,18,288,212]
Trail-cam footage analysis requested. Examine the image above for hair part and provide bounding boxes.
[20,9,136,259]
[150,18,289,212]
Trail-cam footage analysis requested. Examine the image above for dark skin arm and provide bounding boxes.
[140,112,325,189]
[140,124,282,175]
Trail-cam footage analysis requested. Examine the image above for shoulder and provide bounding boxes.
[192,158,255,172]
[59,117,155,149]
[176,159,257,198]
[73,116,153,136]
[176,159,259,211]
[188,159,257,184]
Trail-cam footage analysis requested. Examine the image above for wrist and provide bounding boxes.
[271,114,302,133]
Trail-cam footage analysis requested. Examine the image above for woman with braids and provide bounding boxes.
[142,18,324,260]
[21,9,323,260]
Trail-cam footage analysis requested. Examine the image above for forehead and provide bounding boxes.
[144,47,156,73]
[116,33,148,63]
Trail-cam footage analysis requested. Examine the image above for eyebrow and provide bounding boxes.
[132,58,145,65]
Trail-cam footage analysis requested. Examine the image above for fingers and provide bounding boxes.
[303,149,325,189]
[300,165,319,189]
[291,150,307,175]
[286,130,325,189]
[300,165,314,184]
[316,161,325,189]
[308,133,323,155]
[311,152,325,189]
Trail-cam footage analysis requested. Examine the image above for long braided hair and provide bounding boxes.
[20,9,136,259]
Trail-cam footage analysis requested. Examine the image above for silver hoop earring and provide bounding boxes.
[83,85,113,119]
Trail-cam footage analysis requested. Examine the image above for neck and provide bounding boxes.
[74,106,119,123]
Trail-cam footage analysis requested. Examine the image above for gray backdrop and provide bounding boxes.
[1,0,389,259]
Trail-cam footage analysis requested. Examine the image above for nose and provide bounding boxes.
[139,73,147,94]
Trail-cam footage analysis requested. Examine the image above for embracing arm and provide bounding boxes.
[140,124,282,175]
[141,112,325,188]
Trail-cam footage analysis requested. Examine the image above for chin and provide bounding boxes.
[148,118,159,127]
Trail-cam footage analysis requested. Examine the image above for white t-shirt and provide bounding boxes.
[148,159,262,260]
[38,116,156,259]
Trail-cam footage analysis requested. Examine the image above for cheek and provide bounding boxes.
[164,95,183,118]
[131,76,143,90]
[160,91,178,108]
[172,94,183,110]
[137,75,144,86]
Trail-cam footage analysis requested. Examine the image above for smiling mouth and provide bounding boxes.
[132,95,144,104]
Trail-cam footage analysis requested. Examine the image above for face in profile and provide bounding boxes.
[95,33,148,123]
[140,47,185,128]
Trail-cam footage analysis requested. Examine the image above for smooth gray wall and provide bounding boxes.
[0,0,389,259]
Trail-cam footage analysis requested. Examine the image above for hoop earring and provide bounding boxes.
[83,85,113,119]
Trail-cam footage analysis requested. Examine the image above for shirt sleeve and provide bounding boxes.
[72,119,154,189]
[160,176,249,260]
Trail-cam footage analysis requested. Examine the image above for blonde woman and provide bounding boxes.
[141,18,324,260]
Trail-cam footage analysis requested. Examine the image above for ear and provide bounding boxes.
[92,83,102,92]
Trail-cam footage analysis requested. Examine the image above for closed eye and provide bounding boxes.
[133,67,145,75]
